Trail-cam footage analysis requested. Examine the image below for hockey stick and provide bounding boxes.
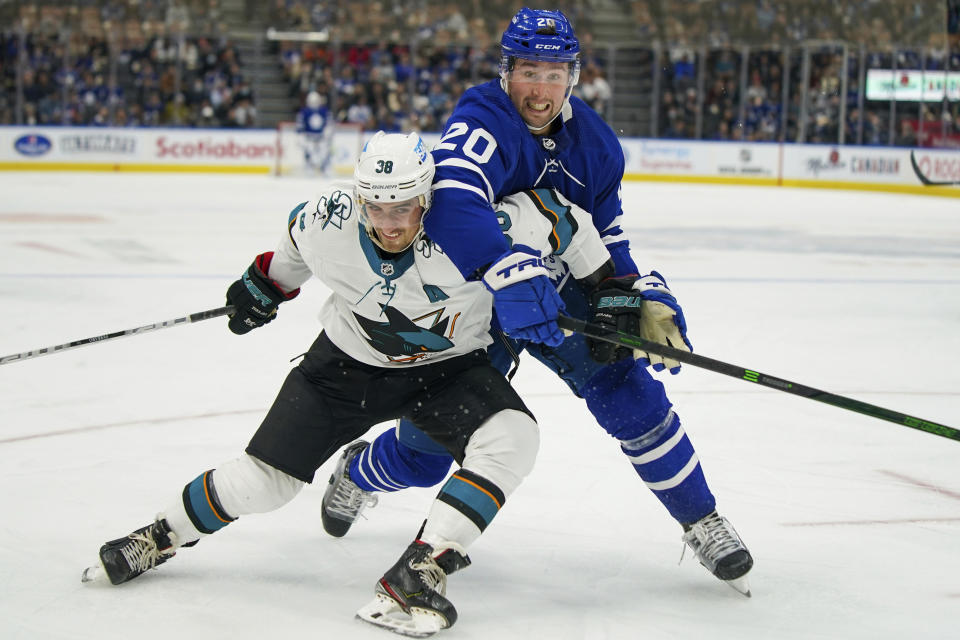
[556,315,960,442]
[0,305,236,366]
[909,150,960,187]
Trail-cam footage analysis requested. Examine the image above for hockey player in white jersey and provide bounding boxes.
[82,131,611,637]
[297,90,333,175]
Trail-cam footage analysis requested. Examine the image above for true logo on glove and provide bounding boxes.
[597,295,642,309]
[495,256,545,279]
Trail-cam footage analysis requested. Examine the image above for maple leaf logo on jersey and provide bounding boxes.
[354,305,453,361]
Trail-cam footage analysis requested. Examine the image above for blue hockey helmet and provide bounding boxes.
[500,8,581,65]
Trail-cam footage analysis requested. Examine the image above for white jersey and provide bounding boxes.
[266,186,610,368]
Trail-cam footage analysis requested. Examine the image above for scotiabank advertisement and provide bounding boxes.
[152,131,277,166]
[1,126,277,172]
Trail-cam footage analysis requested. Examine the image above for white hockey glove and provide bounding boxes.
[588,271,692,373]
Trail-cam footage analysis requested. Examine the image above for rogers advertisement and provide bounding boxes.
[909,150,960,186]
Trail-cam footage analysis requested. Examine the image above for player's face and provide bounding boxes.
[506,59,571,132]
[364,197,424,252]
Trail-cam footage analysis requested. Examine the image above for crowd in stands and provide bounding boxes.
[1,0,958,148]
[0,0,254,127]
[279,40,499,134]
[272,0,600,134]
[652,0,960,145]
[632,0,945,51]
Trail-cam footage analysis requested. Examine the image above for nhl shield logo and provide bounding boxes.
[380,263,395,276]
[542,138,556,150]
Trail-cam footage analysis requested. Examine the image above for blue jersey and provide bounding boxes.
[426,79,635,279]
[297,106,330,136]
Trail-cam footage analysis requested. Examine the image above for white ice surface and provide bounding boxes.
[1,174,958,639]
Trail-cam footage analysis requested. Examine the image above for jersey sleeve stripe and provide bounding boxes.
[435,157,494,201]
[286,201,308,250]
[432,179,491,202]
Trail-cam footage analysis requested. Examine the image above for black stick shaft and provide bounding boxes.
[557,315,959,442]
[0,305,235,366]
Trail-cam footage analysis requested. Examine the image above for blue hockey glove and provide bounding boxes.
[482,246,565,347]
[226,252,299,335]
[589,271,691,373]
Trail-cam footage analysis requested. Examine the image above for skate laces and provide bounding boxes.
[682,513,743,570]
[410,555,448,596]
[327,472,378,521]
[120,529,171,573]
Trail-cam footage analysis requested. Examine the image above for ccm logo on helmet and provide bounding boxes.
[535,44,562,50]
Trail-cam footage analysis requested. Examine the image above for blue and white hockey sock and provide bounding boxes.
[349,429,454,492]
[620,411,716,525]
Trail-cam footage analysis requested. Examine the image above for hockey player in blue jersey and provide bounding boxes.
[321,8,754,595]
[296,90,333,175]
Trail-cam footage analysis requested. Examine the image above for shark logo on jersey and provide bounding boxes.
[414,237,443,258]
[353,304,454,362]
[316,190,353,230]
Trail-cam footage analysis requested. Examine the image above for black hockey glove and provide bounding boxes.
[587,270,693,372]
[226,252,299,335]
[587,274,643,364]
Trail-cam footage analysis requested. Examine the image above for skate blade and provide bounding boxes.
[356,593,446,638]
[81,562,106,584]
[725,574,752,598]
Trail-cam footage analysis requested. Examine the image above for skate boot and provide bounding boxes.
[356,540,470,637]
[682,510,754,596]
[82,518,180,585]
[321,440,378,537]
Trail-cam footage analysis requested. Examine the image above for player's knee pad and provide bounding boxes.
[460,409,539,498]
[211,453,304,517]
[581,357,674,441]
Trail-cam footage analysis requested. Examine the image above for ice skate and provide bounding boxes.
[321,440,378,537]
[357,540,470,637]
[82,518,179,585]
[682,510,754,596]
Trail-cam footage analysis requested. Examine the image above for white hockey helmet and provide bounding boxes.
[306,91,322,109]
[354,131,435,251]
